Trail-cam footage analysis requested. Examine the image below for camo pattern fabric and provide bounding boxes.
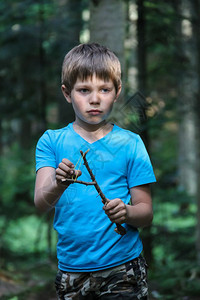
[55,255,148,300]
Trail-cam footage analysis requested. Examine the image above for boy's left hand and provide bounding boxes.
[103,198,127,224]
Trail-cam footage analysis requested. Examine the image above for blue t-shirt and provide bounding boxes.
[36,123,156,272]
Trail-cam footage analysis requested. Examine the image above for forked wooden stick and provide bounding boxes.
[61,178,96,186]
[80,150,126,236]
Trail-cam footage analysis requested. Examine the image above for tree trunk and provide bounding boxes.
[136,0,148,145]
[37,0,47,133]
[177,0,200,265]
[89,0,126,127]
[192,0,200,266]
[125,1,138,97]
[56,0,83,125]
[136,0,153,267]
[0,120,2,155]
[89,0,125,82]
[177,0,199,197]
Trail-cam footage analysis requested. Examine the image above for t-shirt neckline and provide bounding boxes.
[69,122,116,145]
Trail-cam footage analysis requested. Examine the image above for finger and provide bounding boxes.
[56,174,68,182]
[109,204,126,215]
[108,211,127,224]
[56,169,82,184]
[58,162,74,173]
[113,216,126,224]
[58,159,75,174]
[105,207,126,219]
[56,167,73,177]
[73,169,82,178]
[103,201,116,211]
[56,167,71,176]
[109,210,126,219]
[62,158,74,168]
[104,199,125,213]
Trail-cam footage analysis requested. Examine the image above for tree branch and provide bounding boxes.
[80,150,126,236]
[61,178,96,186]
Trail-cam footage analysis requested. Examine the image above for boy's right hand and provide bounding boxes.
[56,159,82,184]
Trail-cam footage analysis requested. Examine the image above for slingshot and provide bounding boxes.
[61,149,126,236]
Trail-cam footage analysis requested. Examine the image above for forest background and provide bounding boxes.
[0,0,200,299]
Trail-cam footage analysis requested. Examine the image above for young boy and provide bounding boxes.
[34,43,156,300]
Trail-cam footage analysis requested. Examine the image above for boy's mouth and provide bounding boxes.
[87,109,102,115]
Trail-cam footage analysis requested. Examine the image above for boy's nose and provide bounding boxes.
[89,92,100,104]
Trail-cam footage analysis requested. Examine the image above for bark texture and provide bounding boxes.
[177,0,199,196]
[90,0,125,77]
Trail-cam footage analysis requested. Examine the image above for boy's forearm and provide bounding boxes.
[34,176,68,212]
[125,203,153,228]
[34,163,79,212]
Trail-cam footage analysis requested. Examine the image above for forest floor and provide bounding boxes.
[0,260,56,300]
[0,260,200,300]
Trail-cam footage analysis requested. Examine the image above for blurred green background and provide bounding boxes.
[0,0,200,299]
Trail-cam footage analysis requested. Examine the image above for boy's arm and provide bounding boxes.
[34,159,81,212]
[103,184,153,228]
[126,184,153,227]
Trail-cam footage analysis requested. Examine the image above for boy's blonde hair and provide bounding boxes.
[61,43,121,94]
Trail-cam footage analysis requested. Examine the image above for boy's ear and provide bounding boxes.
[61,84,72,103]
[114,85,122,102]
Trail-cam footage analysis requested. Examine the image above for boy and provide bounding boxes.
[34,43,156,300]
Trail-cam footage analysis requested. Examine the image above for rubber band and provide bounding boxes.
[74,155,83,181]
[72,149,90,181]
[71,156,81,180]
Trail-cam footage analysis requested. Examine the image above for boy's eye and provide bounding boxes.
[79,88,89,93]
[101,88,109,93]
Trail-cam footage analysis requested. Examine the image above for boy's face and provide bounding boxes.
[62,75,121,128]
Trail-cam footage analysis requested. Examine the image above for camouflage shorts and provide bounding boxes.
[55,255,148,300]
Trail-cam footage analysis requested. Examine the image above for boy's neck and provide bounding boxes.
[73,121,113,143]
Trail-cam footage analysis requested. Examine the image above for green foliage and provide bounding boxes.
[0,143,35,217]
[148,188,199,299]
[150,257,200,299]
[3,215,57,256]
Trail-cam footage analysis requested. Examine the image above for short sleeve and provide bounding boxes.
[127,135,156,188]
[35,130,56,172]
